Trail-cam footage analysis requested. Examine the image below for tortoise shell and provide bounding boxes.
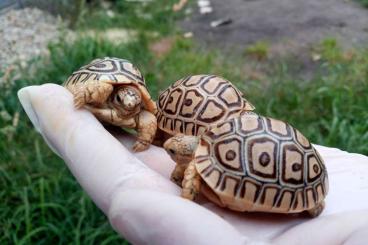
[156,75,255,136]
[194,113,328,213]
[64,57,156,113]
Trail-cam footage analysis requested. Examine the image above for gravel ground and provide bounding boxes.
[0,8,62,72]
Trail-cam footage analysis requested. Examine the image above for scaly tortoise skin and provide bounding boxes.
[64,57,157,152]
[164,112,329,217]
[156,74,255,137]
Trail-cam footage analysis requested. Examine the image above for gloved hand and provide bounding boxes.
[18,84,368,245]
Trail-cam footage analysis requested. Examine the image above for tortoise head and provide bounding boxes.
[113,85,142,111]
[163,135,199,165]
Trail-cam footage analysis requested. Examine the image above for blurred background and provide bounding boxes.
[0,0,367,243]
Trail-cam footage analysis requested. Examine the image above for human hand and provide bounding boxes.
[18,84,368,245]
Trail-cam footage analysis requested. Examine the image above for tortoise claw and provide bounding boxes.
[170,174,183,187]
[307,201,325,217]
[132,140,149,152]
[181,161,201,201]
[74,94,85,109]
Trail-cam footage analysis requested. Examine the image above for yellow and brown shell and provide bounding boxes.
[64,57,156,113]
[156,75,255,136]
[195,112,328,213]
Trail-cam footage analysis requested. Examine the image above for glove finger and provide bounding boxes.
[18,84,179,213]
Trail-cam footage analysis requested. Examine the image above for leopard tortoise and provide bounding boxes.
[163,112,329,217]
[155,74,255,184]
[64,57,157,152]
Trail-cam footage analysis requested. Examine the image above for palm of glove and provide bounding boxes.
[18,84,368,245]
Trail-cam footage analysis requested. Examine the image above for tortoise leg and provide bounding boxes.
[170,164,186,187]
[73,81,113,109]
[85,106,136,128]
[307,201,325,218]
[181,160,201,201]
[133,110,157,152]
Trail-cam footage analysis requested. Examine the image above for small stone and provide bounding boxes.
[183,32,193,38]
[198,0,211,7]
[210,18,233,28]
[184,8,193,15]
[0,110,12,122]
[312,53,321,61]
[199,6,213,14]
[106,10,115,18]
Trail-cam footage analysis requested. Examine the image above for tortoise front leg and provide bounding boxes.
[170,164,186,187]
[85,106,136,128]
[133,110,157,152]
[72,81,113,109]
[182,160,201,201]
[307,201,325,217]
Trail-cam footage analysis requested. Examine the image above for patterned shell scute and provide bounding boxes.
[64,57,157,114]
[195,113,328,213]
[156,75,255,136]
[64,57,146,87]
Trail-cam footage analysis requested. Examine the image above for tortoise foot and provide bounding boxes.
[134,110,157,152]
[170,173,183,187]
[170,164,186,187]
[132,140,150,152]
[181,187,198,201]
[181,161,201,201]
[307,201,325,218]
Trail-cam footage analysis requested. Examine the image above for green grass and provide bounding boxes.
[244,41,270,60]
[1,1,368,244]
[0,1,179,243]
[357,0,368,7]
[76,0,181,35]
[0,40,128,243]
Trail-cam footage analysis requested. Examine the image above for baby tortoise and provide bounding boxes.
[155,75,255,184]
[64,57,157,152]
[164,112,328,217]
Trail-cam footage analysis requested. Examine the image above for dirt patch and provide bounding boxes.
[149,37,176,58]
[180,0,368,55]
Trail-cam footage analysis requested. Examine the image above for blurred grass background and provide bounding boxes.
[1,0,368,244]
[359,0,368,7]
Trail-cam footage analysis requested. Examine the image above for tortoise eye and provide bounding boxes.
[116,95,122,103]
[169,149,175,154]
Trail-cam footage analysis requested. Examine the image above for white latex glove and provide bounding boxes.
[18,84,368,245]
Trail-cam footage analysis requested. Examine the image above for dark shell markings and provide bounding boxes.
[65,57,145,86]
[195,113,328,213]
[156,75,255,136]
